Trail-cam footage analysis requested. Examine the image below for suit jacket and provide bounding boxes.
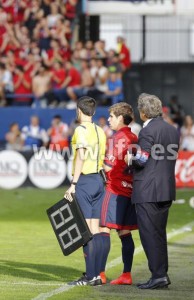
[131,116,179,204]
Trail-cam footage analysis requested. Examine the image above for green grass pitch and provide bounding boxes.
[0,188,194,300]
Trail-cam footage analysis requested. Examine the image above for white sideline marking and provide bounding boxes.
[32,285,74,300]
[31,220,194,300]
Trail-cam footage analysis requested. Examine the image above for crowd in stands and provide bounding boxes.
[4,96,194,152]
[162,96,194,151]
[0,0,131,109]
[5,114,112,151]
[1,1,193,151]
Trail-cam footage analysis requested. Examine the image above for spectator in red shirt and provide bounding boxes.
[23,52,39,78]
[65,60,81,87]
[117,36,131,71]
[66,59,93,103]
[0,22,7,53]
[53,60,81,105]
[52,61,66,89]
[5,0,29,23]
[13,65,32,106]
[0,0,79,106]
[0,23,20,55]
[65,0,78,21]
[52,18,72,48]
[43,39,64,67]
[1,0,14,15]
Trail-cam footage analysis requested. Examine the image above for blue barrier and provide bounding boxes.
[6,94,34,99]
[0,107,109,141]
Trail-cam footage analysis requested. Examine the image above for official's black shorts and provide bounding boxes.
[75,173,104,219]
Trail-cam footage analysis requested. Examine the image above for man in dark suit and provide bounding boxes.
[127,93,179,289]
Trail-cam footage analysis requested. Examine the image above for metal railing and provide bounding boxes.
[100,14,194,63]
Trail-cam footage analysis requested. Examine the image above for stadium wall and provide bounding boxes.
[123,63,194,118]
[0,107,109,143]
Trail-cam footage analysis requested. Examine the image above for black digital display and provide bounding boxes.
[47,195,93,256]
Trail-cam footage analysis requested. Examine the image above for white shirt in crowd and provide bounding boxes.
[91,66,108,92]
[21,125,49,147]
[180,125,194,151]
[0,70,14,92]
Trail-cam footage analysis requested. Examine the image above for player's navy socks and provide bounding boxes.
[93,233,104,276]
[100,232,110,272]
[120,233,135,273]
[83,239,96,280]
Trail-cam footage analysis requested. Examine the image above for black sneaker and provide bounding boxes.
[68,274,102,286]
[83,273,102,286]
[93,275,102,286]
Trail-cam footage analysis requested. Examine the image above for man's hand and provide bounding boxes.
[64,184,75,202]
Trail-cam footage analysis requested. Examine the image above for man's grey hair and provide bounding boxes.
[137,93,163,118]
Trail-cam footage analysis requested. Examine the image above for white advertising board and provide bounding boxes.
[28,150,67,189]
[0,151,28,189]
[87,0,175,15]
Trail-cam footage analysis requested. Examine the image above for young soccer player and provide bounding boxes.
[100,102,138,285]
[64,96,106,286]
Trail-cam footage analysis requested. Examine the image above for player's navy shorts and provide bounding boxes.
[75,173,104,219]
[100,190,138,230]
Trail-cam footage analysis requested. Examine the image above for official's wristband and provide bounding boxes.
[71,182,77,185]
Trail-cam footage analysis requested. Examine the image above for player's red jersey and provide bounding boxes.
[104,127,138,197]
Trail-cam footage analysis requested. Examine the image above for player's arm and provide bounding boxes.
[103,163,112,172]
[127,130,153,168]
[103,136,117,172]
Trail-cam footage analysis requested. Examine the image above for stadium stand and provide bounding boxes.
[0,0,128,108]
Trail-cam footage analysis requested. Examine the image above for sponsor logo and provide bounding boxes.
[28,150,67,189]
[0,150,28,189]
[175,153,194,186]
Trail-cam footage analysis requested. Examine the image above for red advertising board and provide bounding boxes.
[175,151,194,188]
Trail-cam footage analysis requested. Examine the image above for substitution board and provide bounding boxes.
[47,194,92,256]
